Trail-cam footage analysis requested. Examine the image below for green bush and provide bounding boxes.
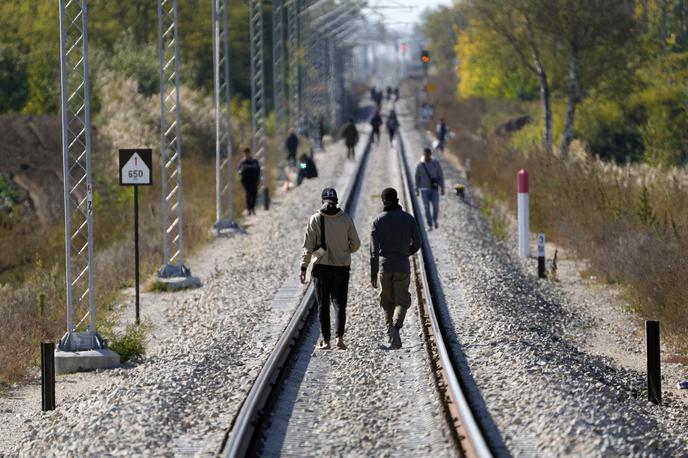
[108,321,150,364]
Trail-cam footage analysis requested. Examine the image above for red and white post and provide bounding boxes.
[518,169,530,257]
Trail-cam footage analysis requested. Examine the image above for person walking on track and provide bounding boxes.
[286,128,299,166]
[370,110,382,144]
[370,188,421,349]
[386,109,399,143]
[301,188,361,350]
[341,118,359,160]
[415,147,445,230]
[238,147,260,215]
[435,118,448,153]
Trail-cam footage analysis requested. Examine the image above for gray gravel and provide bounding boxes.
[261,126,454,457]
[399,102,688,457]
[6,129,365,457]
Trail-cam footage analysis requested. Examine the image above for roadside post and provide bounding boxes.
[119,149,153,324]
[537,233,546,278]
[518,169,530,257]
[41,341,55,411]
[646,320,662,404]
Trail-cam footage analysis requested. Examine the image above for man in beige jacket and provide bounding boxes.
[300,188,361,349]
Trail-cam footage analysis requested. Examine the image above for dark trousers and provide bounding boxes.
[242,182,258,214]
[372,127,380,143]
[388,128,396,143]
[346,143,355,160]
[287,149,297,165]
[313,267,350,341]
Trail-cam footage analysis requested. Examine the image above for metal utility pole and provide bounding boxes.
[212,0,240,234]
[249,0,267,163]
[272,0,286,142]
[158,0,193,279]
[287,0,300,129]
[57,0,104,352]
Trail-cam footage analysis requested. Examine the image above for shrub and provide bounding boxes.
[107,321,150,364]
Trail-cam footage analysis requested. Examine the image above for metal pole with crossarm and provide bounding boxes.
[249,0,267,165]
[158,0,195,280]
[272,0,287,143]
[212,0,240,234]
[287,0,300,130]
[57,0,105,352]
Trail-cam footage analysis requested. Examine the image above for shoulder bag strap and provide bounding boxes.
[319,214,327,250]
[422,161,434,181]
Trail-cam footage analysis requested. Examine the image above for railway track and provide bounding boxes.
[219,106,493,458]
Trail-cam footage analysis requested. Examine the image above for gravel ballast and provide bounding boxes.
[399,102,688,457]
[3,127,367,456]
[261,130,454,457]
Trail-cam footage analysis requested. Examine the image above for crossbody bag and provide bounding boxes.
[422,162,439,190]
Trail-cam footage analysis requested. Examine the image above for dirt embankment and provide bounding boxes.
[0,115,64,226]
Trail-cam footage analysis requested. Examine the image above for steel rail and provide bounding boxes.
[395,122,492,458]
[219,128,374,458]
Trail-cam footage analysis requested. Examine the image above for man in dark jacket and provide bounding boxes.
[386,110,399,143]
[435,118,448,152]
[341,118,359,160]
[370,187,421,349]
[286,128,299,166]
[237,148,261,215]
[296,153,318,185]
[370,111,382,144]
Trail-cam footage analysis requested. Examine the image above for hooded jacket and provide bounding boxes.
[301,203,361,271]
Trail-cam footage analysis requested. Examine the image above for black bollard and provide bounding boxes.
[263,187,271,211]
[537,233,546,279]
[41,341,55,411]
[646,320,661,405]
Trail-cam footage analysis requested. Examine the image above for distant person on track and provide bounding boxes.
[370,187,421,349]
[386,109,399,143]
[341,118,359,160]
[415,147,445,230]
[435,118,448,153]
[370,110,382,144]
[300,188,361,350]
[286,128,299,166]
[238,147,261,215]
[296,153,318,186]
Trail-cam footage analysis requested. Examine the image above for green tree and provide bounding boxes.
[422,6,467,73]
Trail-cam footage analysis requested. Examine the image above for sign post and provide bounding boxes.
[119,149,153,324]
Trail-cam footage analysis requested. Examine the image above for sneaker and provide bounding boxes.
[319,340,331,350]
[427,225,433,232]
[434,221,438,229]
[335,337,347,350]
[678,381,688,389]
[390,326,402,349]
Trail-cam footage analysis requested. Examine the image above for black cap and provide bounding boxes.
[321,187,338,202]
[381,187,398,203]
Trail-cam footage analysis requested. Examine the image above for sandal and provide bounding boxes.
[319,340,331,350]
[335,337,346,350]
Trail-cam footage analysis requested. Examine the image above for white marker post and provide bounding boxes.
[537,233,546,278]
[518,169,530,258]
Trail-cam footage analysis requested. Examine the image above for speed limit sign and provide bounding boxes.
[119,149,153,186]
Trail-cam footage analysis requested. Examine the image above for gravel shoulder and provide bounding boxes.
[399,103,688,457]
[0,125,368,457]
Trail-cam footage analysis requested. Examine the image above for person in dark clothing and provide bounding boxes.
[301,188,361,350]
[386,110,399,143]
[238,148,261,215]
[286,128,299,166]
[386,86,392,100]
[317,117,325,150]
[370,188,421,349]
[370,111,382,143]
[296,153,318,185]
[341,118,359,160]
[374,90,383,110]
[435,118,448,152]
[394,87,400,100]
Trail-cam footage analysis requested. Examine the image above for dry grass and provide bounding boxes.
[0,77,255,383]
[429,71,688,357]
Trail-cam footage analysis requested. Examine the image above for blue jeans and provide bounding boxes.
[420,188,440,227]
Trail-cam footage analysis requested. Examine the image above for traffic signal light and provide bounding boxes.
[420,50,430,64]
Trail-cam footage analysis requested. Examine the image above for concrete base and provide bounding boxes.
[212,219,244,237]
[55,349,120,374]
[154,275,202,291]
